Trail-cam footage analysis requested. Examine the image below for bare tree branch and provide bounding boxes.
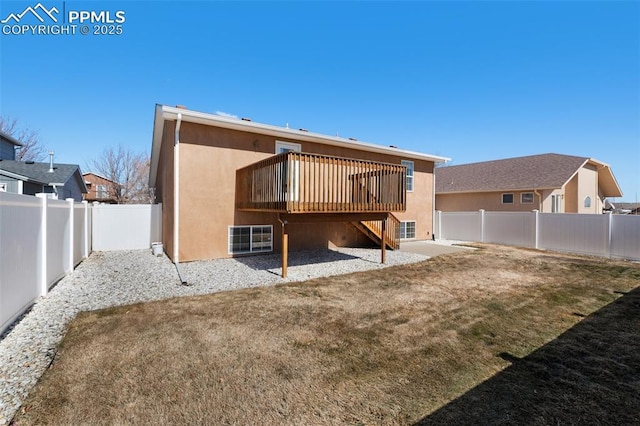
[0,116,48,162]
[88,145,153,204]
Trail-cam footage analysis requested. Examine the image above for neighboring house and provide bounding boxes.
[0,158,87,201]
[435,153,622,213]
[83,172,118,203]
[149,104,449,265]
[0,131,22,160]
[606,202,640,215]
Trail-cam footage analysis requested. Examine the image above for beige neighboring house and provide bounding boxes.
[435,153,622,213]
[149,104,449,268]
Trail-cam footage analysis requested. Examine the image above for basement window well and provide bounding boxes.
[228,225,273,254]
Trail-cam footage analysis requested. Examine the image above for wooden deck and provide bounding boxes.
[236,152,407,213]
[236,152,408,277]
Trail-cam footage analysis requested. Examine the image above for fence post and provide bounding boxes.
[82,201,89,258]
[606,211,613,258]
[36,194,48,296]
[479,209,485,243]
[67,198,74,272]
[532,209,539,249]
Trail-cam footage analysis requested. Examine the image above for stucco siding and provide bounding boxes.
[565,176,578,213]
[158,121,175,261]
[436,190,540,212]
[170,122,435,261]
[577,164,598,213]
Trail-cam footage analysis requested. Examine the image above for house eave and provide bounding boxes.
[0,169,45,184]
[0,131,23,147]
[436,187,559,195]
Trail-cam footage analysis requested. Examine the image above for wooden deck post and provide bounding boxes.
[381,217,386,264]
[281,219,288,278]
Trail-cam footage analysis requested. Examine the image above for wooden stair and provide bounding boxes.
[350,213,401,250]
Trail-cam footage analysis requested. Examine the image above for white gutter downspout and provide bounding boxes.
[534,190,542,212]
[173,113,187,284]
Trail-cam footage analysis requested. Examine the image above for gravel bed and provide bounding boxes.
[0,247,426,424]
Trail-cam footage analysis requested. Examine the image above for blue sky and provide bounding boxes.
[1,1,638,200]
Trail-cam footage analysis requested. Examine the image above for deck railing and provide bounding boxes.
[361,213,401,250]
[236,152,407,213]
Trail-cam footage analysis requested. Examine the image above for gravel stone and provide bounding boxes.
[0,247,426,424]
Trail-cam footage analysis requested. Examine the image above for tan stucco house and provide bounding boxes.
[149,104,449,271]
[435,153,622,213]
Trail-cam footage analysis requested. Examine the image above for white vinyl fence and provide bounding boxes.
[92,203,162,250]
[0,193,92,334]
[1,193,163,335]
[435,210,640,261]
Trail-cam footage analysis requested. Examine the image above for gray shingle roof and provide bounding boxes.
[435,153,589,193]
[0,160,82,185]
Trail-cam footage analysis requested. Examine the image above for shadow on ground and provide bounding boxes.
[234,248,361,271]
[415,286,640,425]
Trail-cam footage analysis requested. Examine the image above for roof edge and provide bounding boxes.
[436,187,558,195]
[149,104,450,186]
[0,131,24,147]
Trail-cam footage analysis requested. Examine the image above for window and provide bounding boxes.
[275,140,301,154]
[399,221,416,239]
[275,141,301,201]
[521,192,534,204]
[502,193,514,204]
[551,194,561,213]
[229,225,273,254]
[401,160,414,191]
[96,184,108,199]
[584,196,591,208]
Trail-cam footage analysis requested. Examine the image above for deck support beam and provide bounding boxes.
[381,216,386,264]
[279,215,288,278]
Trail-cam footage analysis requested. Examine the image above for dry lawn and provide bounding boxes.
[13,245,640,425]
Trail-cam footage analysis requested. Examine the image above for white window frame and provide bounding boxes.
[96,184,108,199]
[521,192,534,204]
[275,140,301,154]
[401,160,414,192]
[228,225,273,255]
[275,141,301,202]
[399,220,416,239]
[502,193,514,204]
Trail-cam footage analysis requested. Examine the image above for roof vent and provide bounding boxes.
[175,105,187,109]
[26,160,35,164]
[48,151,55,172]
[349,137,358,141]
[389,145,397,148]
[241,117,252,122]
[299,128,308,132]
